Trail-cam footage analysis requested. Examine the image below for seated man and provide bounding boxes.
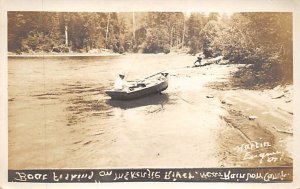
[114,73,128,90]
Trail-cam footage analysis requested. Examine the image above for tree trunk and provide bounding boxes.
[182,19,185,48]
[105,12,111,49]
[65,26,68,46]
[132,12,135,49]
[170,25,174,47]
[132,12,135,40]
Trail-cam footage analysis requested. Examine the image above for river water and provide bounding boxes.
[8,54,228,169]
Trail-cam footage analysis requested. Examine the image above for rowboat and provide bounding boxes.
[106,73,168,100]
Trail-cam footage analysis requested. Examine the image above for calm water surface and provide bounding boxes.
[9,54,202,169]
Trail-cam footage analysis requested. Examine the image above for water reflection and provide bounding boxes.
[106,93,169,110]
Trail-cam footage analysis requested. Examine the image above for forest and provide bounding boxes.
[8,12,292,85]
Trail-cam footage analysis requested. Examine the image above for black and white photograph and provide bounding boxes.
[1,0,299,188]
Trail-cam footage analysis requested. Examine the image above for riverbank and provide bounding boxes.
[8,52,121,58]
[166,63,293,167]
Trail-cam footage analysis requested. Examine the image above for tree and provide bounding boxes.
[209,12,292,84]
[200,20,223,57]
[186,13,206,54]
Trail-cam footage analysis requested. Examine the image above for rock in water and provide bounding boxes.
[248,115,257,120]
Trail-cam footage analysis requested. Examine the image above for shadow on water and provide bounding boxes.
[106,93,169,110]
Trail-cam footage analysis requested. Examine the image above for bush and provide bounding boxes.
[163,44,170,54]
[118,46,125,54]
[21,32,62,53]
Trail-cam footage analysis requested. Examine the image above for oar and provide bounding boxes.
[143,70,167,80]
[132,71,167,87]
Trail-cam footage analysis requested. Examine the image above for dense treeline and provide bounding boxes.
[7,12,226,54]
[8,12,292,84]
[8,12,186,54]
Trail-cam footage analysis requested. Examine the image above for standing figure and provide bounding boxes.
[194,54,203,67]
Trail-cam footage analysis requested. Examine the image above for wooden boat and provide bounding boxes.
[106,73,168,100]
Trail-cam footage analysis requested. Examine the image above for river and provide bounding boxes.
[8,53,292,169]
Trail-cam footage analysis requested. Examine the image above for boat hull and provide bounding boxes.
[106,78,168,100]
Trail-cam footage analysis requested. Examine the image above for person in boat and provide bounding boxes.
[114,73,128,90]
[194,54,203,67]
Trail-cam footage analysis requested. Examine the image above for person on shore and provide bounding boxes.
[194,54,203,67]
[114,73,128,90]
